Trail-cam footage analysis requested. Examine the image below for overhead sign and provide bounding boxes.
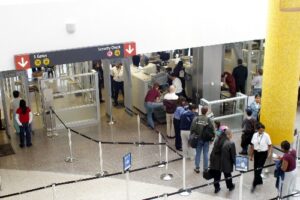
[14,41,136,70]
[123,153,132,172]
[15,54,31,70]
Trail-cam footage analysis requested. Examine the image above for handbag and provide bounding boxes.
[188,132,200,148]
[203,169,213,180]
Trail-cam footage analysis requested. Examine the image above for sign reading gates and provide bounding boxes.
[14,42,136,70]
[235,156,249,172]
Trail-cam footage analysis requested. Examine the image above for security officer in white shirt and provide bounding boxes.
[112,63,124,106]
[169,73,183,96]
[249,122,272,192]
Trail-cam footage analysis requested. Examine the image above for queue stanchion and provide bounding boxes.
[52,184,57,200]
[179,157,191,196]
[95,142,108,177]
[239,173,243,200]
[65,128,75,163]
[137,114,141,146]
[0,175,2,191]
[48,108,58,137]
[155,132,165,168]
[160,146,173,181]
[296,131,300,167]
[33,87,40,116]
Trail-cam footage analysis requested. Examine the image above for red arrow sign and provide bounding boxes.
[15,54,31,70]
[123,42,136,57]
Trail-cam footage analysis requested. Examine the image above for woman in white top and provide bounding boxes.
[252,69,263,96]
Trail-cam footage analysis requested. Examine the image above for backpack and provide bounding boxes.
[194,116,215,142]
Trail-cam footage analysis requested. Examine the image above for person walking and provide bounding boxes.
[173,97,187,151]
[240,109,256,155]
[250,122,272,193]
[232,58,248,94]
[279,140,297,200]
[180,104,197,159]
[10,90,22,135]
[190,106,215,173]
[210,127,236,193]
[15,100,33,148]
[144,83,163,129]
[163,85,178,138]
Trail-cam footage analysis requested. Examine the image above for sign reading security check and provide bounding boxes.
[14,42,136,70]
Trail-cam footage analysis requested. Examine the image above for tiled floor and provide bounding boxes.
[0,94,299,199]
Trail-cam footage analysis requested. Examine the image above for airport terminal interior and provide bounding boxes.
[0,1,300,200]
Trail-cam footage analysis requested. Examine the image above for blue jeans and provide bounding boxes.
[144,102,163,128]
[19,123,32,146]
[195,140,209,170]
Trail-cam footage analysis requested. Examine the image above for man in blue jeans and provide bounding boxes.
[190,106,215,173]
[144,83,163,129]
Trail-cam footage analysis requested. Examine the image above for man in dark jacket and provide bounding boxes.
[210,128,236,193]
[180,104,197,158]
[240,109,256,155]
[232,58,248,94]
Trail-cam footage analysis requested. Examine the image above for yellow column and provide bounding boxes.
[261,0,300,144]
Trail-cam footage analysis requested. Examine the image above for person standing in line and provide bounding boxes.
[210,127,236,193]
[112,63,124,106]
[190,106,215,173]
[249,94,261,121]
[250,122,272,193]
[251,69,263,96]
[232,58,248,94]
[180,104,198,159]
[15,100,33,148]
[93,60,105,103]
[169,73,183,96]
[240,109,257,155]
[10,90,22,134]
[279,140,297,200]
[173,97,187,151]
[163,85,178,138]
[144,83,163,129]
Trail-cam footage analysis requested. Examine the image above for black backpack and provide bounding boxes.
[201,118,215,142]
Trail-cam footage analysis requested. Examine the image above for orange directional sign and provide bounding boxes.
[15,54,31,70]
[123,42,136,57]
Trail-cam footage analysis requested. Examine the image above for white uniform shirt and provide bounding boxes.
[164,92,178,100]
[172,78,183,94]
[112,66,124,82]
[251,132,272,152]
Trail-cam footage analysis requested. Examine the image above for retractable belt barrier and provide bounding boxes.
[5,108,296,199]
[143,163,276,200]
[0,157,182,199]
[50,108,167,146]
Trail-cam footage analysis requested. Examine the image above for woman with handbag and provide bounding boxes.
[209,127,236,193]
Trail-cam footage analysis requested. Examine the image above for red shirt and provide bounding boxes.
[145,88,160,103]
[16,107,31,123]
[282,149,296,172]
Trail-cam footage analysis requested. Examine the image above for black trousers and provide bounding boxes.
[211,169,234,189]
[113,81,124,103]
[173,118,181,149]
[253,150,268,187]
[236,83,246,94]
